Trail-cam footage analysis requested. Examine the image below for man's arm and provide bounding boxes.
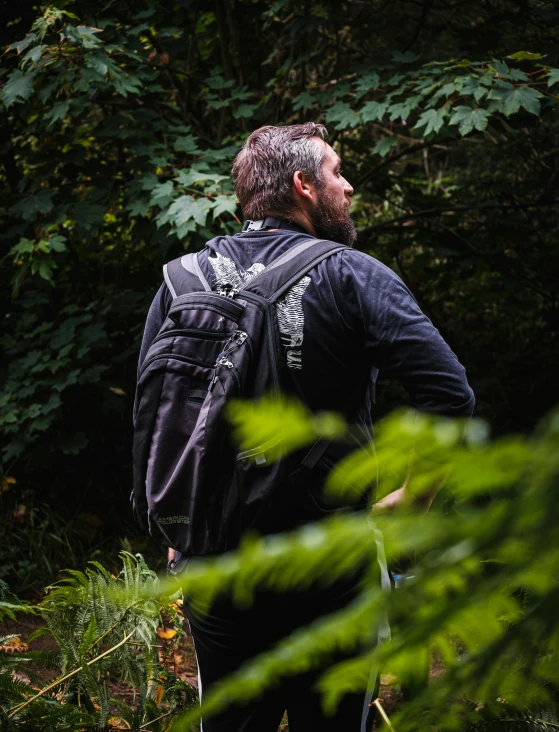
[137,283,173,378]
[339,251,474,511]
[371,458,446,514]
[340,250,474,419]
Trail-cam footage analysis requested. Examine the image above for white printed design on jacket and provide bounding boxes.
[208,253,310,370]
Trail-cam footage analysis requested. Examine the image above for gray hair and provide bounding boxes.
[232,123,328,220]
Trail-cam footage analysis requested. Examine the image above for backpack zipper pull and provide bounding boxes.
[209,331,248,391]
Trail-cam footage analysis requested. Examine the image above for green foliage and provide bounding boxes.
[0,581,36,624]
[294,55,554,142]
[134,401,559,731]
[0,0,558,596]
[0,290,146,466]
[0,553,197,730]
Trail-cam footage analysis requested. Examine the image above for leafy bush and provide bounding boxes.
[1,0,559,598]
[0,553,197,731]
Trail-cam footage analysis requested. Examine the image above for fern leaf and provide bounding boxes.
[0,669,32,700]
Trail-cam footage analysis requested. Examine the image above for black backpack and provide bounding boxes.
[132,238,347,557]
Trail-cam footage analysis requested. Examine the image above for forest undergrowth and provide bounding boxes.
[1,404,559,731]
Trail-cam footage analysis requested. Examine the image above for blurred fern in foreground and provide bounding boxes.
[148,399,559,731]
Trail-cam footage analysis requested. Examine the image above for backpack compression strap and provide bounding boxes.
[163,252,211,298]
[240,239,348,302]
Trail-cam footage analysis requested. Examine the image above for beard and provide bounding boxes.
[311,185,357,247]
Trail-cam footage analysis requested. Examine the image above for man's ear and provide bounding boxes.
[292,170,315,204]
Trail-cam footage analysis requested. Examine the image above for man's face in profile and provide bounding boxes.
[311,141,357,247]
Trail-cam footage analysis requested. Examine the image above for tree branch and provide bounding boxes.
[361,201,558,233]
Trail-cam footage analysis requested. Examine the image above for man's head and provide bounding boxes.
[232,123,356,246]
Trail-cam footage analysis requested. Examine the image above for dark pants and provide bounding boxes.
[183,576,378,731]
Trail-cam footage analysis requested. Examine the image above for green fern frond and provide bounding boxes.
[14,696,96,728]
[0,634,20,646]
[27,625,53,643]
[78,614,97,656]
[8,649,61,670]
[0,670,32,701]
[0,601,37,623]
[97,680,109,729]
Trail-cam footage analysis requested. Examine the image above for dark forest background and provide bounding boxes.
[1,0,558,592]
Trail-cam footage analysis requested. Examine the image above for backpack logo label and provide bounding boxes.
[158,516,190,525]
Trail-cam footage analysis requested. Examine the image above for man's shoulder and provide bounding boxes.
[334,247,404,288]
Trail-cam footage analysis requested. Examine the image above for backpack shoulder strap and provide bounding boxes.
[240,239,347,302]
[163,252,212,298]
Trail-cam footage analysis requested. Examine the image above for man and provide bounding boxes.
[137,123,474,730]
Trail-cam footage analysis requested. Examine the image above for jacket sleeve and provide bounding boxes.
[340,251,475,417]
[137,283,173,380]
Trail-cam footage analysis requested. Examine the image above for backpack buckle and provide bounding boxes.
[242,219,265,232]
[216,281,238,298]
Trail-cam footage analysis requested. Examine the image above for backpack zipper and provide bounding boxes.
[151,328,233,345]
[210,331,248,390]
[169,292,245,320]
[139,352,214,377]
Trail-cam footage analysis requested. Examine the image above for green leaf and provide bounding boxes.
[435,82,458,99]
[80,615,98,653]
[86,52,109,77]
[449,106,490,135]
[354,72,380,99]
[293,92,314,111]
[460,76,487,99]
[212,195,238,219]
[164,195,213,228]
[149,181,175,208]
[10,238,35,257]
[325,102,360,130]
[206,74,235,90]
[507,69,529,82]
[10,191,54,221]
[8,33,37,54]
[547,69,559,87]
[176,169,228,187]
[74,203,106,230]
[1,70,35,108]
[233,104,258,119]
[59,432,89,455]
[126,198,151,217]
[360,101,388,122]
[48,234,67,253]
[45,100,70,128]
[63,24,102,49]
[492,86,543,116]
[490,60,510,77]
[373,136,398,157]
[37,260,55,283]
[392,51,421,63]
[388,101,417,122]
[507,51,543,61]
[173,135,199,153]
[472,86,488,103]
[413,107,448,135]
[21,45,47,68]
